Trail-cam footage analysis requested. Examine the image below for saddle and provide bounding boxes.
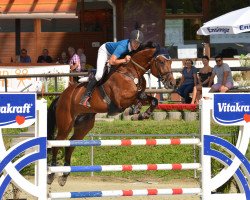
[77,64,123,115]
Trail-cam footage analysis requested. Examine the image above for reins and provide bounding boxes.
[130,59,147,72]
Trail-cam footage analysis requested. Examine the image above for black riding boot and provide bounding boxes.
[79,77,98,107]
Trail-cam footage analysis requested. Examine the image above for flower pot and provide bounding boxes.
[168,111,182,120]
[152,112,167,121]
[183,112,197,121]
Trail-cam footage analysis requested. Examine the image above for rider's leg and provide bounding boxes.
[79,44,109,107]
[79,77,98,107]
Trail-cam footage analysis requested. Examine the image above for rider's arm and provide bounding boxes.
[109,54,130,66]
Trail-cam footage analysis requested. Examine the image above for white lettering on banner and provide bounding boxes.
[207,27,230,34]
[218,103,250,112]
[239,24,250,30]
[0,103,32,113]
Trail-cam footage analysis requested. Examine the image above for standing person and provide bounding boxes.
[176,59,198,104]
[19,48,31,63]
[77,48,86,71]
[68,47,81,83]
[37,48,53,63]
[208,54,234,93]
[191,55,213,104]
[79,29,144,107]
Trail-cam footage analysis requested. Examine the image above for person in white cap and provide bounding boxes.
[79,29,144,107]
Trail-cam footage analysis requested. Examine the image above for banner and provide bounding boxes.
[0,93,36,128]
[213,93,250,126]
[0,65,70,92]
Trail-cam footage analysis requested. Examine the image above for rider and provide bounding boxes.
[79,29,144,107]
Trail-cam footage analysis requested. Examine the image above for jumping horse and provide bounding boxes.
[47,46,176,186]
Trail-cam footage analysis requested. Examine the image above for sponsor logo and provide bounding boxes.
[0,103,32,114]
[213,94,250,125]
[207,27,230,34]
[0,93,36,128]
[239,24,250,31]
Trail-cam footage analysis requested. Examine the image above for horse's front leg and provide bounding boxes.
[132,92,158,120]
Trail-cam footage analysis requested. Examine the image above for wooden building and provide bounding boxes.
[0,0,249,66]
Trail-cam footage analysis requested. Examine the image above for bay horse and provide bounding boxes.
[47,46,176,186]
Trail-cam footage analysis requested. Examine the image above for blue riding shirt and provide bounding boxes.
[105,39,132,58]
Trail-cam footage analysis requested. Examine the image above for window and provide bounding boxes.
[0,19,34,32]
[209,0,249,19]
[165,18,203,58]
[41,19,80,32]
[166,0,202,14]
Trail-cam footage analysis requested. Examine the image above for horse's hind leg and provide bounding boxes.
[58,113,96,186]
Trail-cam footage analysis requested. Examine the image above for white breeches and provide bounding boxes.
[95,43,111,81]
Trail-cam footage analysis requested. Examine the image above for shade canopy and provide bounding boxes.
[0,0,77,19]
[197,6,250,35]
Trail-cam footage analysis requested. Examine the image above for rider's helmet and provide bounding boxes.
[130,30,144,44]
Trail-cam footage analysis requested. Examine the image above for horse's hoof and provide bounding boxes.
[123,108,132,116]
[47,173,55,185]
[58,174,68,187]
[131,114,139,121]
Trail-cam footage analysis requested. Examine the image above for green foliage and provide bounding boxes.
[39,78,66,107]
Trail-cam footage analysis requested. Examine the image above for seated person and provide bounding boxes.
[177,59,198,104]
[191,55,213,104]
[19,48,31,63]
[57,51,68,64]
[37,48,53,63]
[208,54,234,93]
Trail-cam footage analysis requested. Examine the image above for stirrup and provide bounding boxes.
[79,96,91,108]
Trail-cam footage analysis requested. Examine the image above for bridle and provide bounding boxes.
[153,55,173,80]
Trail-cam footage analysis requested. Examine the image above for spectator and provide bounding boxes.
[19,48,31,63]
[37,48,53,63]
[191,55,213,104]
[176,59,198,104]
[77,48,86,71]
[57,51,68,64]
[68,47,81,83]
[208,54,234,93]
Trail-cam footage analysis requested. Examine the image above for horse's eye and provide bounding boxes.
[160,61,165,65]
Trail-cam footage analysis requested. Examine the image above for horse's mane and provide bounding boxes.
[130,42,171,60]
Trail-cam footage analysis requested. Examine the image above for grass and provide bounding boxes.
[4,119,247,183]
[50,119,240,181]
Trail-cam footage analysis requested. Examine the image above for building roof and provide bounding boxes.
[0,0,77,19]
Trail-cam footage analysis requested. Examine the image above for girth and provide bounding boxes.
[98,85,124,116]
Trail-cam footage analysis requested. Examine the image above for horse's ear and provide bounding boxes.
[153,44,161,57]
[154,46,171,59]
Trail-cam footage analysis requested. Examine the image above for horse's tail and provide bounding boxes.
[47,96,59,140]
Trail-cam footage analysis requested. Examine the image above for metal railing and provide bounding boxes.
[0,66,249,94]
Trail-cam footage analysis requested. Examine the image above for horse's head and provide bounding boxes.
[150,47,176,89]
